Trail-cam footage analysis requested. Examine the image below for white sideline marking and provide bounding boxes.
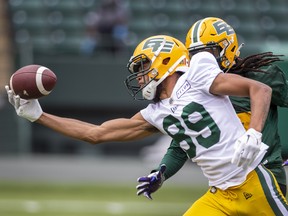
[0,199,189,214]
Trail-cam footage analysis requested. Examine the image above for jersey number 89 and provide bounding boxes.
[163,102,220,158]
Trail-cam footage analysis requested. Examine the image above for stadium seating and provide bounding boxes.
[8,0,288,56]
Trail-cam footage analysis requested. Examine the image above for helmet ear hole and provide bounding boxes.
[162,57,170,65]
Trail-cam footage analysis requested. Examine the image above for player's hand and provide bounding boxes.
[5,85,43,122]
[231,128,262,169]
[282,159,288,166]
[136,164,166,200]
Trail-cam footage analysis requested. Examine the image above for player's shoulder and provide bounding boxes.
[246,64,287,84]
[190,51,218,66]
[187,51,221,82]
[188,51,219,75]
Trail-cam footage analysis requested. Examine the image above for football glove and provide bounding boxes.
[231,128,262,169]
[5,85,43,122]
[136,164,166,200]
[282,159,288,167]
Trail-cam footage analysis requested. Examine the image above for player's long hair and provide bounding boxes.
[228,52,283,74]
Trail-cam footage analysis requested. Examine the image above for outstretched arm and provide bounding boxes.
[37,112,157,144]
[6,85,158,144]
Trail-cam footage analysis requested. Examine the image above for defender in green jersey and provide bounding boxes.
[229,64,288,194]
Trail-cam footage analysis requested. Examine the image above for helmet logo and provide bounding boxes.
[213,20,235,35]
[142,38,174,53]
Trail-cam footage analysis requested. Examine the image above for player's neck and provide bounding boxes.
[159,73,180,100]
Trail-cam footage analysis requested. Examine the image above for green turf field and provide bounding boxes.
[0,181,206,216]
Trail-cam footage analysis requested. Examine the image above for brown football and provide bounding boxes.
[10,64,57,99]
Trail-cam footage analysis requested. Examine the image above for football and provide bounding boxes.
[10,64,57,99]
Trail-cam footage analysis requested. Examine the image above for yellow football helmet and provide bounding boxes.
[125,35,189,100]
[185,17,240,70]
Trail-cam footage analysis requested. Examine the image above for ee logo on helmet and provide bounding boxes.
[213,20,235,35]
[142,38,174,53]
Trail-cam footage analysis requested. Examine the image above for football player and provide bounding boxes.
[6,34,287,215]
[138,17,288,202]
[187,17,288,196]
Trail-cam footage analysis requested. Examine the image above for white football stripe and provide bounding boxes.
[36,66,51,95]
[9,74,15,93]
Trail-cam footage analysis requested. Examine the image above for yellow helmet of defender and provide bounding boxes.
[186,17,240,70]
[125,35,189,100]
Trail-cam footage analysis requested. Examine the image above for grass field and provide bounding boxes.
[0,181,206,216]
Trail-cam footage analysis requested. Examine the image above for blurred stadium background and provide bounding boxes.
[0,0,288,215]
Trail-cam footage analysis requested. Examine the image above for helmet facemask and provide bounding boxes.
[125,54,158,100]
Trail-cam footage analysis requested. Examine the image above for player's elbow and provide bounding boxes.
[81,129,103,145]
[253,83,272,104]
[260,83,272,98]
[85,138,101,145]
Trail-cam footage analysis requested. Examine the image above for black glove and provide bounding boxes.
[136,164,166,200]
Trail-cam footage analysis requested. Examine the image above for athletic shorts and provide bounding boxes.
[183,164,288,216]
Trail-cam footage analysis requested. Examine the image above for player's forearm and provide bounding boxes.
[36,112,101,144]
[249,84,272,132]
[36,112,155,144]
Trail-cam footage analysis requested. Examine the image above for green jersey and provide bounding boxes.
[230,64,288,185]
